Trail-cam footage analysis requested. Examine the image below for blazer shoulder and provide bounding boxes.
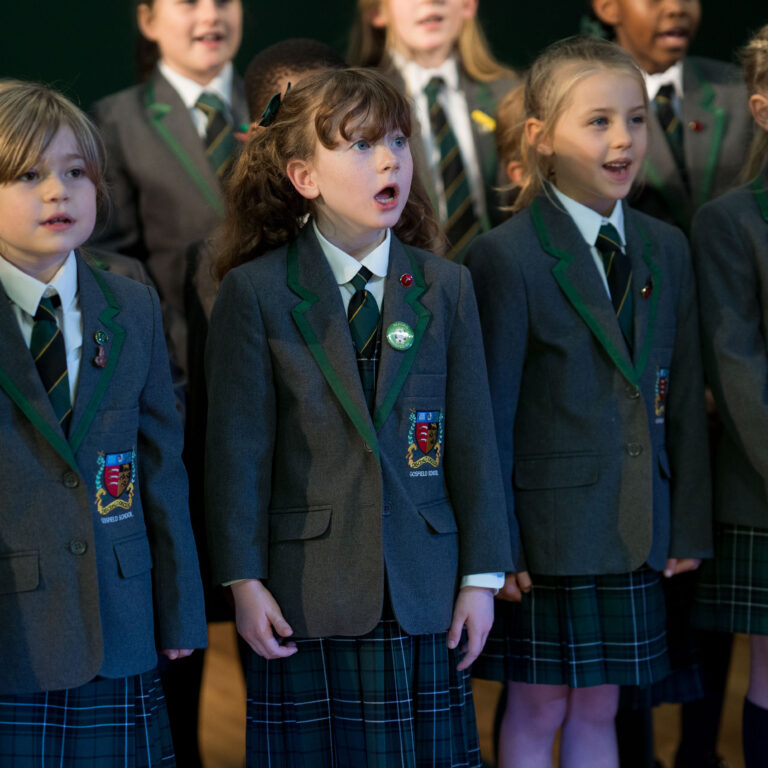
[91,82,146,122]
[686,56,744,88]
[627,205,686,242]
[84,259,155,304]
[693,178,764,231]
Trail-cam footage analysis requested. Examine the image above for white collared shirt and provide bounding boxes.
[158,60,235,139]
[551,186,627,299]
[0,251,83,402]
[391,51,486,222]
[644,60,684,119]
[312,220,503,592]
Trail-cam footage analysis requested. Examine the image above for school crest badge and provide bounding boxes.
[655,367,669,421]
[407,410,444,469]
[95,450,136,516]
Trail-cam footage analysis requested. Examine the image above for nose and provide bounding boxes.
[198,0,222,21]
[611,121,633,149]
[662,0,688,16]
[376,142,400,172]
[43,173,70,202]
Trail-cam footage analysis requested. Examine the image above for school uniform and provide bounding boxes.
[90,63,248,374]
[465,190,711,687]
[690,173,768,635]
[383,55,518,244]
[205,223,515,765]
[0,251,207,765]
[631,57,752,232]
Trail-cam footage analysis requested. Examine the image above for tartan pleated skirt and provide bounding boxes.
[694,522,768,635]
[0,670,174,767]
[472,568,670,688]
[245,619,481,768]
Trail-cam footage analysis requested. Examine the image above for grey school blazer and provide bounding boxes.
[465,194,712,575]
[691,174,768,528]
[0,253,207,694]
[631,56,752,232]
[91,68,248,371]
[205,226,515,638]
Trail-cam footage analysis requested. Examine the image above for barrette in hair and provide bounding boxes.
[258,83,292,127]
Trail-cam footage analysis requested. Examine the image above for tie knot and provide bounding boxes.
[196,91,226,115]
[424,76,445,102]
[350,266,373,293]
[655,83,675,104]
[36,294,60,321]
[595,224,623,255]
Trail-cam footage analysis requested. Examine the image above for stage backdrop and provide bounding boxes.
[3,2,765,110]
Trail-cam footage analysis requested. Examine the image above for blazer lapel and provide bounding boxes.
[287,228,380,461]
[530,197,639,386]
[372,237,431,431]
[144,70,225,217]
[68,256,126,454]
[0,283,80,474]
[643,112,689,229]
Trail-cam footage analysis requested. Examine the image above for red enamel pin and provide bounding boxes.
[400,273,413,287]
[688,120,704,132]
[641,278,653,299]
[93,330,108,368]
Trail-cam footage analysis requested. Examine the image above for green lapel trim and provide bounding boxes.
[752,176,768,223]
[631,222,661,380]
[144,82,224,218]
[643,160,688,231]
[372,247,431,431]
[286,241,381,463]
[68,267,126,453]
[0,367,80,475]
[530,199,639,387]
[690,60,726,209]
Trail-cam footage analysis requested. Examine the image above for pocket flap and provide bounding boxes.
[114,535,153,579]
[418,499,458,534]
[0,551,39,595]
[269,506,332,542]
[515,453,599,490]
[658,449,672,479]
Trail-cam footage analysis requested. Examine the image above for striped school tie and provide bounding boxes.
[595,223,633,350]
[424,77,479,260]
[654,84,686,176]
[195,92,237,176]
[30,294,72,433]
[348,266,381,412]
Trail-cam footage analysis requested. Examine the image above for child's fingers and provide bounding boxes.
[446,609,467,650]
[160,648,195,660]
[456,624,488,671]
[517,571,533,592]
[270,614,294,639]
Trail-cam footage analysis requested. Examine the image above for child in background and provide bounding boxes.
[0,80,206,767]
[466,37,711,767]
[591,0,752,233]
[205,67,516,767]
[348,0,518,260]
[691,24,768,768]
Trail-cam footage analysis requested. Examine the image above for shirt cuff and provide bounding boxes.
[460,572,505,593]
[222,579,247,587]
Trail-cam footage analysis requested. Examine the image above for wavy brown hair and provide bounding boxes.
[741,25,768,181]
[214,67,442,281]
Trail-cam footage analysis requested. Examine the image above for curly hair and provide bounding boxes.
[214,67,442,281]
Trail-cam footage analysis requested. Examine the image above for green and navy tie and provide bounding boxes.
[30,294,72,433]
[424,77,479,261]
[654,84,686,181]
[195,91,237,177]
[348,266,381,412]
[595,223,633,350]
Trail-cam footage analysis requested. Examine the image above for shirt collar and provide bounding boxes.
[312,220,390,285]
[551,186,626,249]
[0,250,78,317]
[391,50,460,96]
[644,60,684,101]
[158,60,234,111]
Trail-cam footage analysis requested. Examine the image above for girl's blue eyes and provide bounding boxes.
[352,137,407,150]
[17,168,86,182]
[353,140,370,150]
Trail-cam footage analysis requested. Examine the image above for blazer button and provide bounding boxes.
[626,386,641,400]
[364,443,373,453]
[68,539,87,556]
[62,471,80,488]
[626,443,643,457]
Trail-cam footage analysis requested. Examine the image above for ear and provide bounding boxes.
[525,117,552,156]
[371,3,388,28]
[137,3,157,41]
[286,158,320,200]
[592,0,620,27]
[460,0,479,21]
[506,160,524,185]
[750,93,768,133]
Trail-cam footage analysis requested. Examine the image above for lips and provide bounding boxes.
[603,159,633,182]
[41,214,74,226]
[374,185,400,209]
[656,27,690,46]
[418,13,444,25]
[194,31,225,44]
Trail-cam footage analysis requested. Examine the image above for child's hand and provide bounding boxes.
[231,579,298,660]
[497,571,532,602]
[161,649,195,660]
[447,586,495,672]
[664,558,702,578]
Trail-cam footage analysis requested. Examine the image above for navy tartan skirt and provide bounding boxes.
[472,568,670,688]
[245,619,481,768]
[694,522,768,635]
[0,670,174,767]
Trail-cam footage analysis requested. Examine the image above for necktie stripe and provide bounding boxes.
[347,268,380,412]
[654,84,686,176]
[595,224,633,352]
[33,329,60,361]
[195,92,237,177]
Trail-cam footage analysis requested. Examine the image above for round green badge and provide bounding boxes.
[94,331,108,345]
[386,321,414,351]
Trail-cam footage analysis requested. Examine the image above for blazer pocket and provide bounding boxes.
[269,506,332,542]
[92,407,140,435]
[114,534,153,579]
[658,449,672,479]
[0,550,39,594]
[418,499,458,534]
[514,453,600,490]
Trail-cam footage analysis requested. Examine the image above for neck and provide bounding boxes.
[393,42,454,70]
[315,216,386,261]
[0,251,69,284]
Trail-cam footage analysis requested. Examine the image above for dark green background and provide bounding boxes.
[2,2,765,109]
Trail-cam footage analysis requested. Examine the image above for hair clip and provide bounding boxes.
[258,83,292,127]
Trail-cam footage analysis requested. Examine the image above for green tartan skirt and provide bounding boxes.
[472,568,670,688]
[694,522,768,635]
[245,619,481,768]
[0,670,174,767]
